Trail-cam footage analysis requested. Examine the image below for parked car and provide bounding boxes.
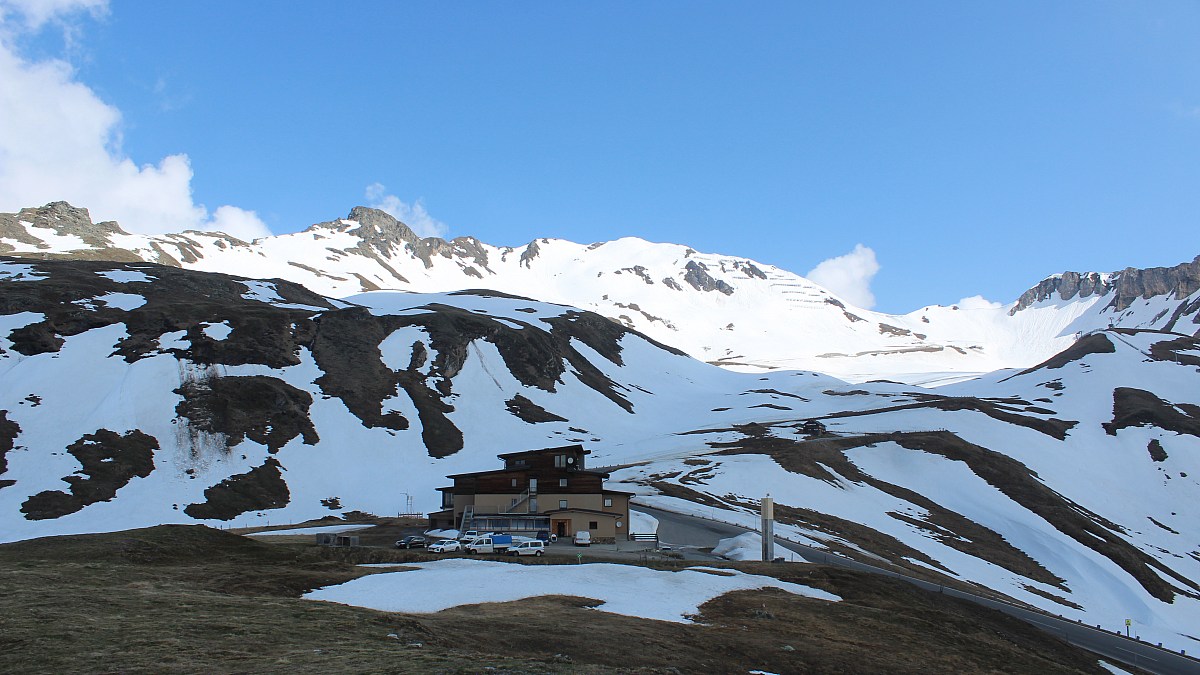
[573,531,591,547]
[464,534,513,554]
[458,530,481,541]
[428,539,461,553]
[508,540,545,557]
[395,536,427,549]
[534,530,551,542]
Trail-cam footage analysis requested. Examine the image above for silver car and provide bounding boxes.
[428,539,461,553]
[508,540,545,557]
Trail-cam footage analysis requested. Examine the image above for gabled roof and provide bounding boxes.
[446,466,610,480]
[496,443,589,460]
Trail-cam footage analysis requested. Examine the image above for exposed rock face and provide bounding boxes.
[519,239,542,268]
[20,430,158,520]
[174,375,319,454]
[345,206,419,246]
[0,202,136,258]
[1012,256,1200,314]
[1109,257,1200,312]
[184,457,290,520]
[0,410,19,489]
[683,261,734,295]
[733,261,768,279]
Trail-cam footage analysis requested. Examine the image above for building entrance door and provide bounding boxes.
[553,519,570,538]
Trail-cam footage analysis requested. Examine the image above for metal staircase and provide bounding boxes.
[458,505,474,534]
[502,489,532,514]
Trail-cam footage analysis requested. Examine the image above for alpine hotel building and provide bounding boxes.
[428,445,633,543]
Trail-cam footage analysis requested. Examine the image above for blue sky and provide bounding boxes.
[1,1,1198,312]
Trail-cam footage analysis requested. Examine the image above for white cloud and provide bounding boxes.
[0,1,270,239]
[806,244,881,309]
[365,183,449,239]
[0,0,107,32]
[955,295,1002,310]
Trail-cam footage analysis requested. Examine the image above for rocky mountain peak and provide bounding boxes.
[1011,255,1200,315]
[0,202,127,252]
[344,206,421,246]
[1110,256,1200,312]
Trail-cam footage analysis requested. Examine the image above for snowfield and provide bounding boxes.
[304,558,840,623]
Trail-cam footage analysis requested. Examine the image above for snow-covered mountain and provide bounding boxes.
[5,202,1197,385]
[1,256,1198,651]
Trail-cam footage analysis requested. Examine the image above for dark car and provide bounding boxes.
[534,530,551,542]
[395,536,427,549]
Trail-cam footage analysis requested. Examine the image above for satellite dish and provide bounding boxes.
[567,457,575,464]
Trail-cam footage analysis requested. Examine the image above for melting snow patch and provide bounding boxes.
[97,270,152,284]
[304,558,839,623]
[246,524,374,537]
[241,280,286,304]
[202,322,233,341]
[713,533,805,562]
[240,279,326,311]
[158,330,190,350]
[0,262,45,282]
[95,293,146,311]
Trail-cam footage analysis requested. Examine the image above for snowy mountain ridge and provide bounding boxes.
[2,201,1198,385]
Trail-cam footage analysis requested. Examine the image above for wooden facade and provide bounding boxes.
[428,444,633,543]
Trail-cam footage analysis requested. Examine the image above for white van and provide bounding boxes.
[573,531,591,547]
[464,534,513,554]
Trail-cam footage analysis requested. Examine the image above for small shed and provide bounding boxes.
[316,533,360,547]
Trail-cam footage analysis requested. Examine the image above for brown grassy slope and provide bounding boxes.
[0,525,1112,674]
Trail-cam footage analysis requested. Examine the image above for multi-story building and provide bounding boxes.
[427,444,633,543]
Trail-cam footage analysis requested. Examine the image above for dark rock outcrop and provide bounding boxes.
[0,410,19,489]
[174,375,319,454]
[505,395,567,423]
[184,458,290,520]
[519,239,542,268]
[1012,256,1200,314]
[1103,387,1200,438]
[20,430,158,520]
[1108,256,1200,312]
[682,261,734,295]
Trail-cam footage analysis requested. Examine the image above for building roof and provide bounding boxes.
[496,443,589,460]
[446,466,611,480]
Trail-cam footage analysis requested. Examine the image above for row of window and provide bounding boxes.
[554,498,614,508]
[510,477,573,488]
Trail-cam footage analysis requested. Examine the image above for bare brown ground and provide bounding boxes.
[0,525,1113,674]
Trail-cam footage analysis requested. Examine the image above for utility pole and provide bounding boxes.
[761,495,775,562]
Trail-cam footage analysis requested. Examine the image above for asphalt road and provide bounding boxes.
[634,505,1200,675]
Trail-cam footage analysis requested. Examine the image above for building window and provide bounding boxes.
[554,454,566,468]
[603,497,612,507]
[511,478,517,487]
[529,498,538,512]
[589,521,598,530]
[559,499,568,509]
[559,478,568,487]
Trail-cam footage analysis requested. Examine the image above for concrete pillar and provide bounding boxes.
[761,496,775,561]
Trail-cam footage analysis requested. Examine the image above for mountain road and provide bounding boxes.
[634,504,1200,675]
